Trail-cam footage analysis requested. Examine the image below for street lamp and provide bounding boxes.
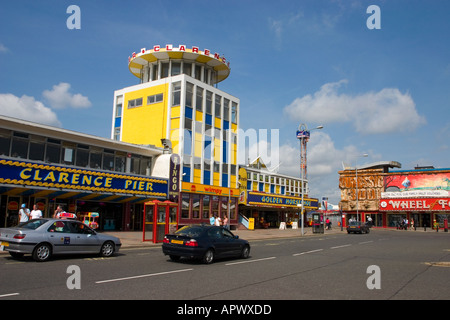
[296,124,323,236]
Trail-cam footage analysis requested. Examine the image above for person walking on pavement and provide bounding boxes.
[214,214,221,226]
[30,204,43,220]
[222,214,229,230]
[19,204,30,223]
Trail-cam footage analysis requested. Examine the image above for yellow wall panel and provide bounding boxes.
[214,117,221,129]
[171,106,181,118]
[193,169,201,184]
[230,175,236,187]
[195,110,203,122]
[252,181,258,191]
[213,139,221,162]
[170,118,180,130]
[121,83,169,148]
[213,172,220,186]
[172,140,179,154]
[194,132,203,157]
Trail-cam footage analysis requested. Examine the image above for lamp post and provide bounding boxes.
[297,124,323,236]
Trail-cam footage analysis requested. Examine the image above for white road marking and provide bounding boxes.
[293,249,324,256]
[226,257,276,266]
[0,293,19,298]
[95,268,193,284]
[330,244,352,249]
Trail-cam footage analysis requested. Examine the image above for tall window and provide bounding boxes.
[171,62,181,76]
[172,82,181,107]
[196,87,203,112]
[215,95,222,118]
[186,82,194,108]
[205,91,212,114]
[231,102,238,124]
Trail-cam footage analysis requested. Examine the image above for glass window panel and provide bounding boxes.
[89,152,102,169]
[103,153,114,171]
[75,148,89,167]
[11,138,28,158]
[29,142,45,161]
[215,95,221,118]
[0,136,10,156]
[45,144,60,163]
[171,62,181,76]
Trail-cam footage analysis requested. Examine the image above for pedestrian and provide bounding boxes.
[367,216,373,227]
[410,218,415,231]
[222,214,229,230]
[214,214,221,226]
[19,203,30,223]
[53,205,63,218]
[30,204,43,220]
[209,213,215,225]
[433,219,439,232]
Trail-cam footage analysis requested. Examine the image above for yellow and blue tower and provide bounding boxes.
[112,44,239,190]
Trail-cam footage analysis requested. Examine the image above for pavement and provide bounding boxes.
[1,225,444,254]
[103,225,446,249]
[104,226,346,249]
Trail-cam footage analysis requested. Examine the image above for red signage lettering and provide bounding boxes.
[380,198,450,211]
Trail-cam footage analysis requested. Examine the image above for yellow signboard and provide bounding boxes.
[181,182,238,197]
[248,218,255,230]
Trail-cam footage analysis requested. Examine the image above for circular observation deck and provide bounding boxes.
[128,45,231,84]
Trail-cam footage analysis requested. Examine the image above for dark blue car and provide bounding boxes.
[162,225,250,264]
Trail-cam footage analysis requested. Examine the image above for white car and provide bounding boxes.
[0,218,121,262]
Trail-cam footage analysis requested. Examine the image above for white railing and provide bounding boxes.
[238,213,249,229]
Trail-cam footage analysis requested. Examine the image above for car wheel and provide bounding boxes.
[240,245,250,259]
[202,249,214,264]
[100,241,115,257]
[33,243,51,262]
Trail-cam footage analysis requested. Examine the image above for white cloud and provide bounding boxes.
[0,43,9,53]
[0,93,61,127]
[42,82,91,109]
[283,80,426,134]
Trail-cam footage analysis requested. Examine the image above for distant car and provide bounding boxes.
[347,221,370,234]
[0,219,121,262]
[162,225,250,264]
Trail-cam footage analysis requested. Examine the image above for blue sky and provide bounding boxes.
[1,0,450,205]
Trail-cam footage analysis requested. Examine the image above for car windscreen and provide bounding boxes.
[175,226,204,238]
[18,219,49,230]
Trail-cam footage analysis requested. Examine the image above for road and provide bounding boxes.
[1,229,449,301]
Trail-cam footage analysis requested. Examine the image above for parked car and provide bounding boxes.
[162,225,250,264]
[347,221,370,234]
[0,219,121,262]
